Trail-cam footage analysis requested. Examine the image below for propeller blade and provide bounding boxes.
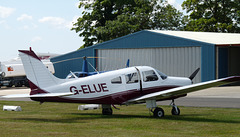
[53,56,106,64]
[86,57,106,59]
[189,68,200,80]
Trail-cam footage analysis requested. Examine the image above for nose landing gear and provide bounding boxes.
[170,99,180,115]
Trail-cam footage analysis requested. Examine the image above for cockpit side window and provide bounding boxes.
[111,76,122,84]
[125,72,138,84]
[142,70,159,82]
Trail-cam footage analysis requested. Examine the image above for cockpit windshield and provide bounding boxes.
[156,69,168,80]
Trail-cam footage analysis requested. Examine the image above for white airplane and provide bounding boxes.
[3,48,240,118]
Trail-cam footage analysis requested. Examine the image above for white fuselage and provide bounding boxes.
[33,66,191,104]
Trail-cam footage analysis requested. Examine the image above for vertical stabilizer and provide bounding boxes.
[19,49,64,90]
[82,56,88,73]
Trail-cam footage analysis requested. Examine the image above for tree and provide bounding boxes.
[152,3,186,30]
[96,0,154,43]
[182,0,240,33]
[72,0,185,48]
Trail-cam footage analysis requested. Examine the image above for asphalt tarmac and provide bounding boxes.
[0,86,240,108]
[158,86,240,108]
[0,87,31,101]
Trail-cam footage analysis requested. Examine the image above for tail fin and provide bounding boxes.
[126,59,130,68]
[19,49,64,90]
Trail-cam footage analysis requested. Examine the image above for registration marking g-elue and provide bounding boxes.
[70,83,109,95]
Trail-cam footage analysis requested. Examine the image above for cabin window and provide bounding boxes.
[125,72,138,84]
[142,70,159,82]
[111,76,122,84]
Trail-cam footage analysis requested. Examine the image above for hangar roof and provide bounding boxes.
[149,30,240,45]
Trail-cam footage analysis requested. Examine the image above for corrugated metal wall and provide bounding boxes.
[97,47,201,83]
[51,30,216,81]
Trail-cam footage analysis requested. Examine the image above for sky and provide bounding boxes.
[0,0,184,61]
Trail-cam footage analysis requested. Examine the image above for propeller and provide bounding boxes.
[189,68,200,81]
[52,56,106,64]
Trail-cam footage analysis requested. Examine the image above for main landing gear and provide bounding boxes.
[102,104,113,115]
[148,99,180,118]
[152,107,164,118]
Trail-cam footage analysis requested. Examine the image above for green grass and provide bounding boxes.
[0,101,240,137]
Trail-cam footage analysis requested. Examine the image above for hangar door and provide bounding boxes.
[97,47,201,83]
[217,46,240,79]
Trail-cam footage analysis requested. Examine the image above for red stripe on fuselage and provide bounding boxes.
[30,85,179,104]
[28,80,48,95]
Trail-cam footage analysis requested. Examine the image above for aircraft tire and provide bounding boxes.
[7,82,13,87]
[171,107,180,115]
[14,81,22,87]
[153,107,164,118]
[102,108,113,115]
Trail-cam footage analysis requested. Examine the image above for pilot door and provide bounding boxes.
[140,69,162,94]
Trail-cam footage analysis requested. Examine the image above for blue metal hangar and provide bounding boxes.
[51,30,240,83]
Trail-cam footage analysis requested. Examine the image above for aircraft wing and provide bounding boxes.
[2,92,74,98]
[125,76,240,104]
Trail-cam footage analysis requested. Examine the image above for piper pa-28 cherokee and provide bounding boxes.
[3,48,240,118]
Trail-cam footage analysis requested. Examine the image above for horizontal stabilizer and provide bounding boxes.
[2,92,74,98]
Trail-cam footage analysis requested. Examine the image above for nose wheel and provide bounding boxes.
[170,99,180,115]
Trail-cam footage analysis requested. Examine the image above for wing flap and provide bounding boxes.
[126,76,240,104]
[2,92,74,98]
